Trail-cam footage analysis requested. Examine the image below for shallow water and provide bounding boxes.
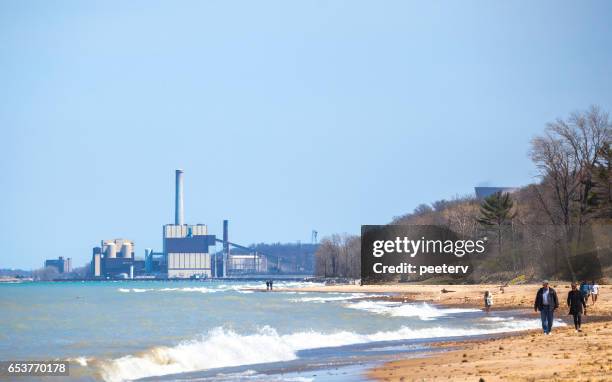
[0,280,554,381]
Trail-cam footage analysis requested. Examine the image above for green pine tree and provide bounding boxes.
[477,192,517,270]
[477,192,516,226]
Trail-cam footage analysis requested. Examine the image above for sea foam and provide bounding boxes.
[97,317,550,382]
[345,300,480,320]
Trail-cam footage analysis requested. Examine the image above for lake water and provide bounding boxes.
[0,281,550,381]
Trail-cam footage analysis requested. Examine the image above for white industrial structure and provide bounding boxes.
[102,239,134,258]
[163,169,215,279]
[228,254,268,274]
[164,224,213,278]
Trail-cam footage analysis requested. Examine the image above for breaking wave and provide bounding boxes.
[116,282,322,295]
[97,318,548,382]
[345,300,481,320]
[290,293,382,303]
[483,316,514,322]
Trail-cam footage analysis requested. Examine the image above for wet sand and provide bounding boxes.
[279,283,612,382]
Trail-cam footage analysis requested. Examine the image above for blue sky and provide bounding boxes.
[1,0,611,269]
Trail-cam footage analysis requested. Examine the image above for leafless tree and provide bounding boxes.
[32,266,60,281]
[314,234,360,278]
[530,106,611,279]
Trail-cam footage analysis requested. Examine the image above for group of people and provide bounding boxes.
[484,279,601,335]
[579,280,599,304]
[265,280,274,291]
[534,280,600,334]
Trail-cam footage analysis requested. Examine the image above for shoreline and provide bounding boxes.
[279,283,612,381]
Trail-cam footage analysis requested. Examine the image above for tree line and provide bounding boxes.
[315,106,612,282]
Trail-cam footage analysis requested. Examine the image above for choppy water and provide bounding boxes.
[0,281,554,382]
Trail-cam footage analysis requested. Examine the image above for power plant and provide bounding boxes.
[92,239,144,279]
[90,169,283,279]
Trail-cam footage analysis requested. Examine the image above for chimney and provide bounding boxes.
[223,220,229,255]
[175,169,184,225]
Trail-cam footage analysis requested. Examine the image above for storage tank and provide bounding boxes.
[121,243,132,258]
[106,242,117,258]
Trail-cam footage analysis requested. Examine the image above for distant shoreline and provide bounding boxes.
[0,275,315,283]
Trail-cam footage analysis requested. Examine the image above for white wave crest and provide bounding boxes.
[118,287,223,294]
[98,316,551,382]
[345,300,480,320]
[290,293,385,303]
[483,316,514,322]
[66,356,91,366]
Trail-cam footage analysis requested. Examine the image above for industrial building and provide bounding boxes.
[164,224,215,278]
[144,249,165,274]
[89,169,283,279]
[164,169,217,279]
[227,254,268,274]
[44,257,72,273]
[92,239,144,278]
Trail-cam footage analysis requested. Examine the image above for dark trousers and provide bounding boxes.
[539,305,554,333]
[572,313,582,330]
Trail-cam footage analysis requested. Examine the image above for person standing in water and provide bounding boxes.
[567,282,587,332]
[484,291,493,312]
[534,280,559,335]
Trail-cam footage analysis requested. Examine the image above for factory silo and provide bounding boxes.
[121,242,132,258]
[106,242,117,258]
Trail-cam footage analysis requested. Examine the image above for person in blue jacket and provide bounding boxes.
[579,281,591,304]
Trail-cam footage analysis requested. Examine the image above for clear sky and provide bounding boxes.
[1,0,611,269]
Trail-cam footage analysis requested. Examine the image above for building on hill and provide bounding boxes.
[474,187,518,199]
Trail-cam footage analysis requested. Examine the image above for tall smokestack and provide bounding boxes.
[222,219,229,278]
[175,169,184,225]
[223,220,229,255]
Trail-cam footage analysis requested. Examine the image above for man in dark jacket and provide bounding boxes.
[567,282,587,332]
[534,280,559,335]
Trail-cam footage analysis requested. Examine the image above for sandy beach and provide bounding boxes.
[279,283,612,381]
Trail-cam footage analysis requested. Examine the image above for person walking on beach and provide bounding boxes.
[580,281,591,304]
[266,280,270,291]
[270,280,273,290]
[534,280,559,335]
[567,282,587,332]
[484,291,493,312]
[591,281,599,305]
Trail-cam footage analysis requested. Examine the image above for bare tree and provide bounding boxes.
[314,234,360,278]
[32,266,60,281]
[530,106,611,279]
